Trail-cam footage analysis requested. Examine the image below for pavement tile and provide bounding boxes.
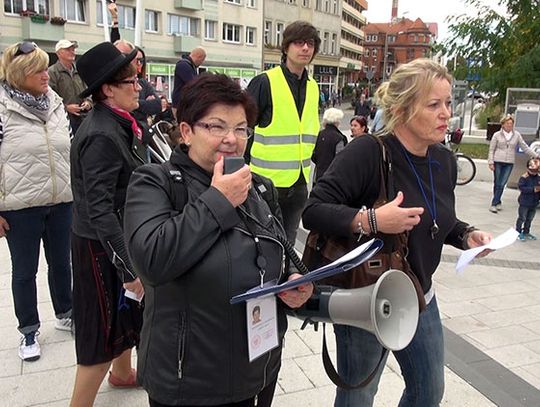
[277,358,315,393]
[0,348,22,378]
[22,339,76,375]
[273,384,336,406]
[466,326,540,349]
[520,363,540,382]
[511,367,540,389]
[523,320,540,336]
[475,292,540,312]
[484,344,540,369]
[443,315,490,335]
[438,300,491,318]
[473,308,540,329]
[293,352,334,388]
[282,330,315,360]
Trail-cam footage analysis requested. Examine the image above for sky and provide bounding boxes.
[363,0,471,42]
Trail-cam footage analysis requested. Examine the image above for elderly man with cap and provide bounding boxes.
[48,39,92,134]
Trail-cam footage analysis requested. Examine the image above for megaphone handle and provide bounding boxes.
[321,323,388,390]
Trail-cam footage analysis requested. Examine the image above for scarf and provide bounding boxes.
[2,81,50,122]
[502,129,513,141]
[109,106,143,141]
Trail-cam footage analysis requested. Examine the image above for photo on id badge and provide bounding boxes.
[246,297,278,362]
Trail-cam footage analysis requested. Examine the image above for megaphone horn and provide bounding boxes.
[295,269,419,351]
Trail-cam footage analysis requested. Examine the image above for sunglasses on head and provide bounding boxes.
[14,42,37,58]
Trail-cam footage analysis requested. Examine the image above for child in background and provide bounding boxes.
[516,158,540,241]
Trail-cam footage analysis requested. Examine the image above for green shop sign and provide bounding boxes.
[207,67,225,74]
[148,64,171,75]
[241,69,256,78]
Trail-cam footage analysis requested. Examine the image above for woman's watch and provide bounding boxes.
[461,226,479,250]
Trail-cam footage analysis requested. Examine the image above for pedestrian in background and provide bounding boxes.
[0,41,73,362]
[48,39,92,134]
[353,93,371,118]
[171,46,206,115]
[516,158,540,241]
[312,108,347,183]
[247,20,321,245]
[488,114,539,213]
[69,42,146,406]
[303,58,492,407]
[350,115,369,138]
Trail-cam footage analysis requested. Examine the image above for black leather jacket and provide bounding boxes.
[70,103,148,282]
[124,148,289,405]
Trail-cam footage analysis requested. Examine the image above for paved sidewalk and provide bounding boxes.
[1,180,540,406]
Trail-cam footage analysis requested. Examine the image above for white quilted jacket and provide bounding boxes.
[0,86,72,211]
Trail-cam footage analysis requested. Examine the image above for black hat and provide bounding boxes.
[78,42,137,98]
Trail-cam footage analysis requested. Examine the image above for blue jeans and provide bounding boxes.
[491,162,514,206]
[334,297,444,407]
[1,203,73,334]
[276,177,308,244]
[516,205,536,234]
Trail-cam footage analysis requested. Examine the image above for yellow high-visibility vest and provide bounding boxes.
[250,67,319,188]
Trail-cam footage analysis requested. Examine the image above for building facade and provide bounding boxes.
[1,0,264,99]
[360,17,434,85]
[339,0,366,88]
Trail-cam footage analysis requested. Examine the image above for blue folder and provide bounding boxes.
[230,238,384,304]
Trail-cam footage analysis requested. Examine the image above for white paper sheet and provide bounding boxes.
[455,228,519,274]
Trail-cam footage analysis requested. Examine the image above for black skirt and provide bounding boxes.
[71,233,143,365]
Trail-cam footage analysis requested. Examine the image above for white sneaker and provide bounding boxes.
[489,206,498,213]
[55,317,73,332]
[19,332,40,362]
[496,204,502,211]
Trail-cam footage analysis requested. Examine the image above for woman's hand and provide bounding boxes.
[123,277,144,298]
[488,163,494,171]
[211,157,252,207]
[352,191,423,234]
[277,274,314,308]
[0,216,10,237]
[467,230,493,258]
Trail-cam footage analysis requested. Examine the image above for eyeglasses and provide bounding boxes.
[135,57,145,65]
[193,122,253,140]
[113,78,139,89]
[14,42,37,58]
[292,39,315,48]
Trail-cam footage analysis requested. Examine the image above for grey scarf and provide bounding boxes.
[2,81,50,122]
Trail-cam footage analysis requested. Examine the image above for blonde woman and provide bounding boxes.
[0,42,73,361]
[303,59,492,406]
[487,115,539,213]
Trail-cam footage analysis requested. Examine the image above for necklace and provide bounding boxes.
[399,143,439,239]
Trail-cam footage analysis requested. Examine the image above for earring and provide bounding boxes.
[185,141,191,146]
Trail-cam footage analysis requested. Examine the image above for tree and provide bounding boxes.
[444,0,540,101]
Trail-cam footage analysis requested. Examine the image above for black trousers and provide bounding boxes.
[148,378,278,407]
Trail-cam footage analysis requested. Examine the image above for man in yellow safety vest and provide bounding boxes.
[246,21,321,244]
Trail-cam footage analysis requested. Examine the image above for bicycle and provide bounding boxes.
[444,129,476,186]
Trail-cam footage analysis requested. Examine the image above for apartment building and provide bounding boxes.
[339,0,366,87]
[262,0,341,97]
[1,0,264,99]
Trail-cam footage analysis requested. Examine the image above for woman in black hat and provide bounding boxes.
[69,42,149,406]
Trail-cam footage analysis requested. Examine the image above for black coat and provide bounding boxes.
[123,148,290,405]
[312,124,348,182]
[70,103,148,282]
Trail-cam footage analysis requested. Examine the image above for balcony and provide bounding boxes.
[21,18,64,42]
[173,35,200,54]
[174,0,203,10]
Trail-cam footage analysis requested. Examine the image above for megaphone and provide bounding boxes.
[295,269,419,350]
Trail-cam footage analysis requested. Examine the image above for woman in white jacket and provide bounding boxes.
[487,115,539,213]
[0,42,73,362]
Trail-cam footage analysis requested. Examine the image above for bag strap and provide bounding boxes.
[162,160,188,212]
[321,323,387,389]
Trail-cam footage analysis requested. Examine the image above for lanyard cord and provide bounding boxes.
[399,143,439,239]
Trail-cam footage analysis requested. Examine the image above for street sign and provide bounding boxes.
[366,69,374,81]
[453,80,468,88]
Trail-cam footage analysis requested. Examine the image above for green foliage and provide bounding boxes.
[444,0,540,101]
[475,100,503,129]
[458,143,489,159]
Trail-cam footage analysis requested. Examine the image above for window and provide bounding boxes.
[205,20,217,40]
[224,0,241,4]
[246,26,256,45]
[315,0,321,10]
[264,20,272,45]
[364,49,369,57]
[275,23,283,46]
[223,23,241,43]
[145,10,159,32]
[118,5,135,29]
[302,0,309,6]
[323,0,329,12]
[332,0,337,14]
[371,49,377,57]
[5,0,49,15]
[247,0,256,7]
[388,35,396,43]
[323,32,329,54]
[372,65,377,72]
[363,65,368,72]
[331,33,336,55]
[60,0,85,22]
[168,14,199,36]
